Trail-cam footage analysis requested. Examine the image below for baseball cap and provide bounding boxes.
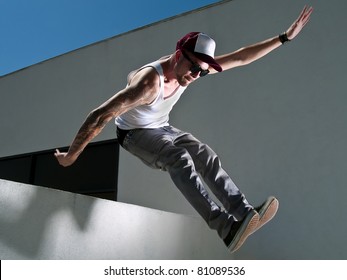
[176,32,223,72]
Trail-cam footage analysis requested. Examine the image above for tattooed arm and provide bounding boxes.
[55,67,160,167]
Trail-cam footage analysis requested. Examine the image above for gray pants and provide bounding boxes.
[118,125,253,239]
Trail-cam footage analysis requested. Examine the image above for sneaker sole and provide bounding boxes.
[227,211,259,253]
[253,196,279,234]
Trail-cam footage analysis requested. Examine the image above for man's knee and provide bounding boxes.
[161,147,193,170]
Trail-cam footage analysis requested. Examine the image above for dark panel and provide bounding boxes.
[0,140,119,200]
[0,156,32,183]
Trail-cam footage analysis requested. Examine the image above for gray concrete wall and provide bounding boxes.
[0,179,232,259]
[1,0,347,259]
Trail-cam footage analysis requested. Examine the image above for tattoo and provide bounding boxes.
[66,66,159,158]
[68,111,109,157]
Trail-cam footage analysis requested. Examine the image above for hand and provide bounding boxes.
[54,149,76,167]
[286,6,313,40]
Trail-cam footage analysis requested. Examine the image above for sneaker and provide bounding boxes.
[253,196,279,233]
[223,210,259,253]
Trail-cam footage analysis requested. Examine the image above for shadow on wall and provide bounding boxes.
[0,181,95,258]
[0,179,234,260]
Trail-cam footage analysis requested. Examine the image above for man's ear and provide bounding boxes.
[175,50,182,62]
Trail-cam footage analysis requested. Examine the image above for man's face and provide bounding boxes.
[175,50,210,87]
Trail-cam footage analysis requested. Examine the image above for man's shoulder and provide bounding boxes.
[127,55,170,85]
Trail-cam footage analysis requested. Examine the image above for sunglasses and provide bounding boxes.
[182,51,210,77]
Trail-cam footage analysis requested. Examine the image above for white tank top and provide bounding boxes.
[115,61,187,129]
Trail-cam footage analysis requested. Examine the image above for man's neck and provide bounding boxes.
[160,54,178,83]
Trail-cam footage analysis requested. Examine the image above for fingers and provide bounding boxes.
[54,149,60,157]
[286,6,313,41]
[299,5,308,19]
[299,6,313,25]
[54,149,74,167]
[300,7,313,29]
[293,6,313,31]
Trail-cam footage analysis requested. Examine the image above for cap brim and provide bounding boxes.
[194,52,223,72]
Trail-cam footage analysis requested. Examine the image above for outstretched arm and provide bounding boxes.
[212,6,313,72]
[54,67,160,167]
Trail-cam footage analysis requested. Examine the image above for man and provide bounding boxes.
[55,6,313,253]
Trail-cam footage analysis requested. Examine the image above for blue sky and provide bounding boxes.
[0,0,220,76]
